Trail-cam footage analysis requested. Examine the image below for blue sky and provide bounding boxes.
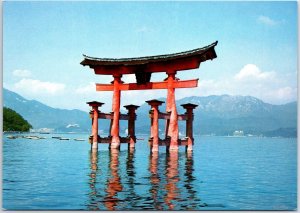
[3,1,298,112]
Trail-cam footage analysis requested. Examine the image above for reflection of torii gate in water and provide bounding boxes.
[81,41,218,153]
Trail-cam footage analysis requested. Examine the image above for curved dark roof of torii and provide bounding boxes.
[80,41,218,67]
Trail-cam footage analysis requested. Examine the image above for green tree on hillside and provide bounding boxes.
[3,107,32,132]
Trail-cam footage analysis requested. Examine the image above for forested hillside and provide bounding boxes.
[3,107,32,132]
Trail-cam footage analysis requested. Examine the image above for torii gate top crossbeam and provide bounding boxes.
[80,41,218,79]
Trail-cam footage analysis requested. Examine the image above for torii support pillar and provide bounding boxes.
[166,71,179,152]
[146,99,164,153]
[181,103,198,152]
[124,104,140,149]
[110,74,123,150]
[87,101,104,152]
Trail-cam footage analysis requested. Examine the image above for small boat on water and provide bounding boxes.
[52,136,62,139]
[6,135,17,139]
[6,135,46,140]
[59,138,70,140]
[74,139,85,141]
[24,136,41,140]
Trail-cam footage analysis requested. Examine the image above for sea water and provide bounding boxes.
[2,134,297,210]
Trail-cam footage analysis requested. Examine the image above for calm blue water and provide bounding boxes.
[2,133,297,210]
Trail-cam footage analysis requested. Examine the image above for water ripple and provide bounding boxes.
[2,135,297,210]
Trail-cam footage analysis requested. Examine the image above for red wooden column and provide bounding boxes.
[181,103,198,151]
[124,104,140,149]
[146,99,164,153]
[166,71,179,151]
[87,101,104,152]
[149,110,154,147]
[110,74,123,150]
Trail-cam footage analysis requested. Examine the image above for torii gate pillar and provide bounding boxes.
[166,71,179,151]
[146,99,164,153]
[124,104,140,149]
[87,101,104,152]
[181,103,198,152]
[110,74,122,150]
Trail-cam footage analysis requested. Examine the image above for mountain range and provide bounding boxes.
[3,88,297,137]
[135,95,297,137]
[3,88,90,132]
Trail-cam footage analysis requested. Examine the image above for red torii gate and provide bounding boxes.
[81,41,218,152]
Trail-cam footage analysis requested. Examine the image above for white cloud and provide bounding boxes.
[269,86,297,102]
[13,69,31,78]
[74,82,112,111]
[257,15,278,26]
[178,64,297,105]
[122,89,166,106]
[234,64,275,81]
[14,78,65,95]
[8,63,295,111]
[176,78,235,100]
[75,82,96,94]
[122,74,136,83]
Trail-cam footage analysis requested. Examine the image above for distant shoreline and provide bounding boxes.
[2,131,296,139]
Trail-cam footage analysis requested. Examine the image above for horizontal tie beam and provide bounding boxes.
[95,112,129,120]
[96,79,199,91]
